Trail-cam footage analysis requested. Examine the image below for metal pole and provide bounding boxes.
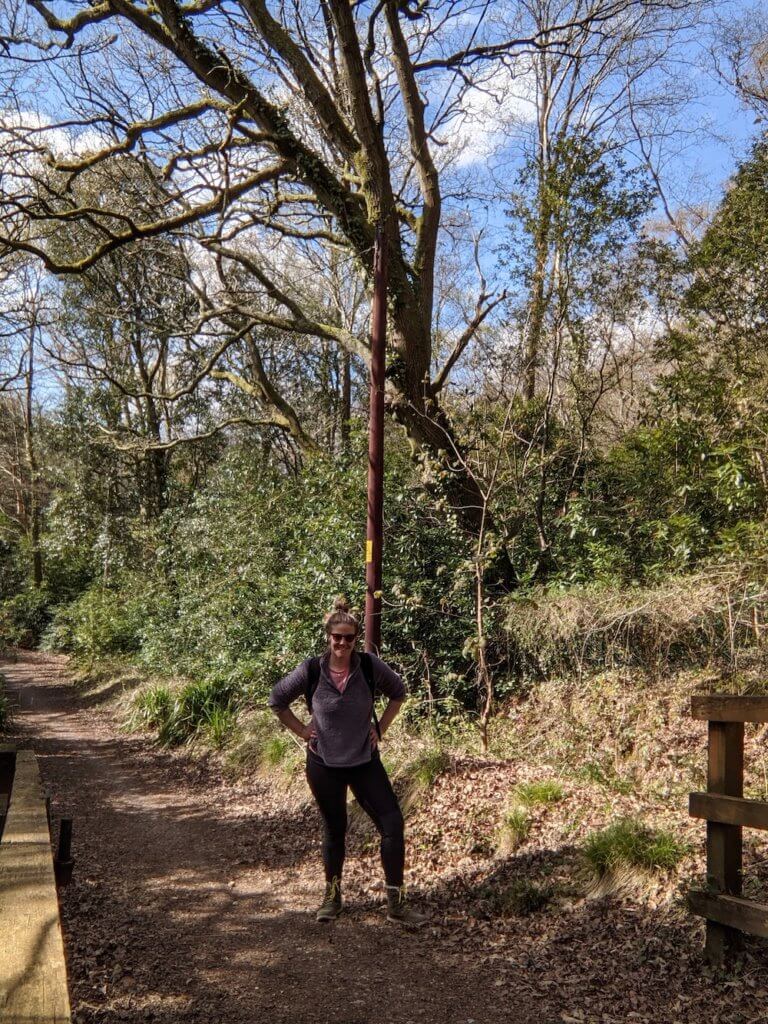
[365,223,387,655]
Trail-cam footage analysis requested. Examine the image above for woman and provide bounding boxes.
[268,597,426,927]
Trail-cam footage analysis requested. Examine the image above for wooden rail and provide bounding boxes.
[689,695,768,964]
[0,747,72,1023]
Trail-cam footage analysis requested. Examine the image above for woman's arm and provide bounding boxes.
[378,698,404,736]
[275,706,314,743]
[268,660,314,742]
[370,698,404,748]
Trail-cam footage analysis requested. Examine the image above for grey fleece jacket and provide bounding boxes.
[268,652,406,767]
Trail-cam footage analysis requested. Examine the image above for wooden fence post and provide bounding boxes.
[689,695,768,965]
[706,720,744,962]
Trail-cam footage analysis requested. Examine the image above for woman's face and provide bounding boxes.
[328,624,357,659]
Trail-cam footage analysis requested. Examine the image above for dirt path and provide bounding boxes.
[0,650,526,1024]
[6,650,768,1024]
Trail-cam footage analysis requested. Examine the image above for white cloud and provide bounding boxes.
[0,109,110,204]
[437,62,538,167]
[0,108,107,161]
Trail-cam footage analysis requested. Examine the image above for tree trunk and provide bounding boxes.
[24,324,43,588]
[130,320,169,519]
[386,372,519,590]
[525,214,551,401]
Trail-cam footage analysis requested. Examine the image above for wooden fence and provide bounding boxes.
[688,695,768,964]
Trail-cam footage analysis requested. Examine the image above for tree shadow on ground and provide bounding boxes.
[73,675,148,710]
[57,843,768,1024]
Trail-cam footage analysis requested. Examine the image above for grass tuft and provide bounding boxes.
[0,688,10,732]
[515,779,565,807]
[497,806,530,853]
[126,684,173,735]
[584,818,689,876]
[262,733,294,767]
[204,706,237,749]
[224,710,303,780]
[577,760,634,796]
[126,677,238,747]
[408,746,451,789]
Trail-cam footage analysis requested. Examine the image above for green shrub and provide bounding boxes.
[40,437,478,716]
[584,818,689,876]
[43,585,146,657]
[515,779,564,807]
[0,589,52,648]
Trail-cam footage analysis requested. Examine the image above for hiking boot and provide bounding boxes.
[385,885,428,928]
[316,877,343,922]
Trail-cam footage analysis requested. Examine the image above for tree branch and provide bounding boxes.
[26,0,113,47]
[95,416,268,452]
[211,335,320,453]
[1,164,287,274]
[49,100,230,175]
[384,0,440,331]
[432,290,507,393]
[208,242,369,358]
[238,0,359,157]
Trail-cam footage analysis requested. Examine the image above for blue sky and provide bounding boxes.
[686,80,758,191]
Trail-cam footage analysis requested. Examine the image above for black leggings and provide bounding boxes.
[305,751,405,886]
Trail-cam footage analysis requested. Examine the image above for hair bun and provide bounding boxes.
[324,595,360,636]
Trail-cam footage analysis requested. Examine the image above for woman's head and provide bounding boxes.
[324,596,360,656]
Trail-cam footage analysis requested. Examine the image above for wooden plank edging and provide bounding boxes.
[690,792,768,830]
[0,750,72,1023]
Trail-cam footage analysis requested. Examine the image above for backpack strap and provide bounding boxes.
[305,653,382,740]
[304,657,321,714]
[360,652,382,739]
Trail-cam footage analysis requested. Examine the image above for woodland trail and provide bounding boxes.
[0,650,530,1024]
[4,650,768,1024]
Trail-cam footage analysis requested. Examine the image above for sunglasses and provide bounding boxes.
[330,633,357,644]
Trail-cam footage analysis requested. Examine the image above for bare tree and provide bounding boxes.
[714,3,768,117]
[0,0,700,585]
[491,0,702,400]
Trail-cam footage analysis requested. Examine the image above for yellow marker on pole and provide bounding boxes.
[366,539,373,564]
